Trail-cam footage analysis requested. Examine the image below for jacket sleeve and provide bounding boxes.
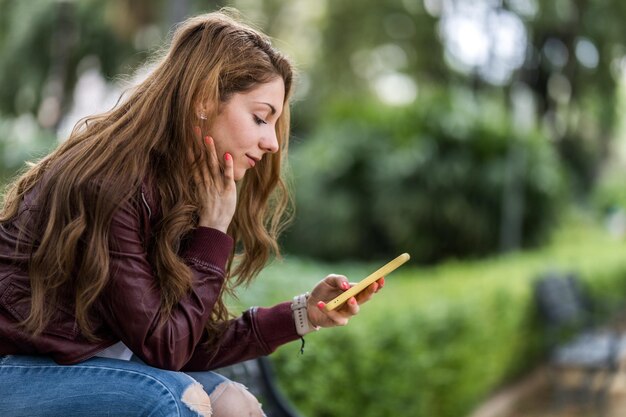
[100,192,234,370]
[181,302,301,371]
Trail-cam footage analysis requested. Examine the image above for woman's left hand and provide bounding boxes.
[306,274,385,328]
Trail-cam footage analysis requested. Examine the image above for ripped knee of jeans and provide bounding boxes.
[209,381,265,417]
[182,382,213,417]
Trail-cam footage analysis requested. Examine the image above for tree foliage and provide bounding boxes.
[1,0,625,260]
[284,91,565,262]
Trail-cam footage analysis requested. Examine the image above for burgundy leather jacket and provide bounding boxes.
[0,178,299,371]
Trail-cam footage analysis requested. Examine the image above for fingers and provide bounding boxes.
[187,146,203,186]
[340,275,386,306]
[194,127,232,188]
[199,138,213,190]
[311,273,386,328]
[223,152,234,185]
[324,274,350,290]
[204,135,220,179]
[318,275,358,326]
[192,127,213,189]
[193,126,202,141]
[317,297,359,326]
[345,297,360,315]
[354,277,385,304]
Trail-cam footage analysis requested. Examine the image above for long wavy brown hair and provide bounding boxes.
[0,9,294,342]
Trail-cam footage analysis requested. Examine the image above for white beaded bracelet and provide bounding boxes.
[291,293,320,336]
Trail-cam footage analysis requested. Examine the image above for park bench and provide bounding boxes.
[534,271,626,412]
[215,356,303,417]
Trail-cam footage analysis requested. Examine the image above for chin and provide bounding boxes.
[234,170,245,182]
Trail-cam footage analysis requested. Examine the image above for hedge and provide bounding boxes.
[234,214,626,417]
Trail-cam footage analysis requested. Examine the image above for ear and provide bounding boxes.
[194,101,207,120]
[195,99,216,121]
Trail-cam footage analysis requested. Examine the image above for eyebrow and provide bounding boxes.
[255,101,277,116]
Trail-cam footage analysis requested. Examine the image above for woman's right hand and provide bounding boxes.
[191,126,237,233]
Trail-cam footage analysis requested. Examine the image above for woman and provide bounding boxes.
[0,9,383,417]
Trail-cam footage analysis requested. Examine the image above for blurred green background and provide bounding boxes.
[2,0,626,416]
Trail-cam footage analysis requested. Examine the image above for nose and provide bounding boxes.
[261,128,280,154]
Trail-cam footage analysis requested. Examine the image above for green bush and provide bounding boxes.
[283,92,566,263]
[0,114,56,185]
[592,168,626,213]
[237,216,626,417]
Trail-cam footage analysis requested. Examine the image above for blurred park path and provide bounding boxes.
[471,311,626,417]
[471,365,626,417]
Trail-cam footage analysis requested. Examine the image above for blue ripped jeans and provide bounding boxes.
[0,355,243,417]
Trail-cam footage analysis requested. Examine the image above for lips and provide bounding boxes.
[246,154,260,167]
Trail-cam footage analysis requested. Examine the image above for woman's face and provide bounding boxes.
[206,77,285,181]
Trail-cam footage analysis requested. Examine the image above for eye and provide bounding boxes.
[253,115,267,125]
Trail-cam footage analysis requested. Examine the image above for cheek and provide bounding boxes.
[209,109,258,157]
[208,125,233,158]
[233,125,258,149]
[213,140,227,157]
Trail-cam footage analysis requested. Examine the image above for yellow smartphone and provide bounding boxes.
[324,253,410,312]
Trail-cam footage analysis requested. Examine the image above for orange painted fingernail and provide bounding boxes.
[317,301,326,310]
[225,153,232,161]
[341,282,350,290]
[204,136,210,144]
[349,298,357,305]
